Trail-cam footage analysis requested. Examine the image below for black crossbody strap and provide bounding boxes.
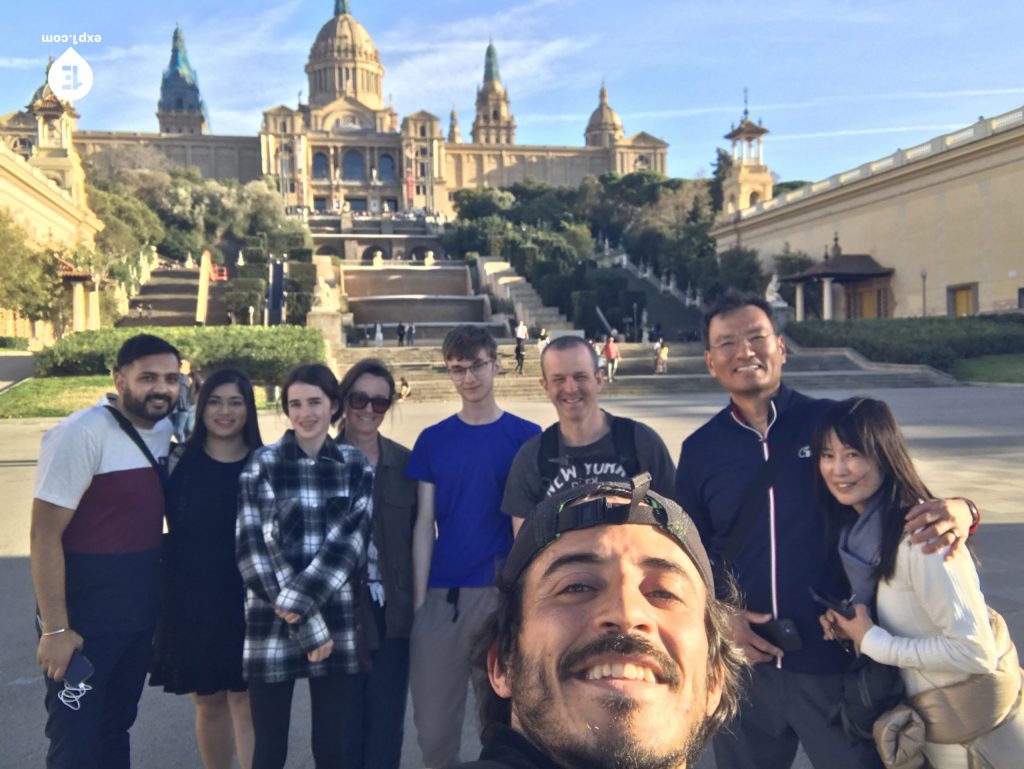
[719,413,801,570]
[104,405,167,490]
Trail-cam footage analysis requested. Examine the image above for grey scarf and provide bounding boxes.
[838,490,886,608]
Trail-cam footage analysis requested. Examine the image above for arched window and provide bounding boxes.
[748,191,761,207]
[492,109,499,120]
[378,154,396,182]
[419,125,426,137]
[342,150,365,180]
[312,152,330,179]
[175,97,183,110]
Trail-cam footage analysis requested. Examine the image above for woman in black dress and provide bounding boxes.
[151,368,263,769]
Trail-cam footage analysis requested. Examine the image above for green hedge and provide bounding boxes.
[0,336,30,350]
[286,262,317,291]
[570,290,599,336]
[286,292,314,326]
[787,316,1024,371]
[236,264,267,281]
[36,326,324,384]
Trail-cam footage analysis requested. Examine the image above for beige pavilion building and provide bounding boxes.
[713,105,1024,319]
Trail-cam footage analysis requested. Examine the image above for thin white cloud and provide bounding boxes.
[0,56,43,70]
[523,88,1024,125]
[772,125,964,141]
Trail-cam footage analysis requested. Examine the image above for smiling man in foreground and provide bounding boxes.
[458,474,747,769]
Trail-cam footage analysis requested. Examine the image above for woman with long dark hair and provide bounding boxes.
[813,397,1019,769]
[334,358,417,769]
[151,368,263,769]
[236,363,373,769]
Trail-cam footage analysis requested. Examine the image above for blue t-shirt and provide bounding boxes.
[406,412,540,588]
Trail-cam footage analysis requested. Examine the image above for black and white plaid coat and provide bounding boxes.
[236,430,373,683]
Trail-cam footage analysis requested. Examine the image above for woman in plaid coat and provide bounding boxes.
[237,364,373,769]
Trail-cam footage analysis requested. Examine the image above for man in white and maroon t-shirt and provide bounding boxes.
[31,334,181,769]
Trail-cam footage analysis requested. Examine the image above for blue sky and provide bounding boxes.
[4,0,1023,183]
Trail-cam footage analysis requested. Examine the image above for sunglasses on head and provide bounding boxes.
[346,391,391,414]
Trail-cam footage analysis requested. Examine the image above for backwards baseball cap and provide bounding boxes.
[502,472,714,590]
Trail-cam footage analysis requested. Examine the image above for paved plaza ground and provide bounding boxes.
[1,386,1022,768]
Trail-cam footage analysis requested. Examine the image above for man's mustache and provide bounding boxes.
[557,634,681,689]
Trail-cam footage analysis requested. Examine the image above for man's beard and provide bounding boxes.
[509,634,713,769]
[121,387,172,422]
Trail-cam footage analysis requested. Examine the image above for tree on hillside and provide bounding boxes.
[95,170,309,263]
[0,211,62,322]
[505,179,578,227]
[452,187,515,220]
[708,148,733,213]
[558,221,595,261]
[87,184,165,279]
[773,180,809,197]
[718,246,766,298]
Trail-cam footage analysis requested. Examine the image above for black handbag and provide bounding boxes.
[833,642,906,744]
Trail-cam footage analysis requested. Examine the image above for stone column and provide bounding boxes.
[822,277,834,321]
[794,283,805,322]
[72,283,86,332]
[87,285,101,329]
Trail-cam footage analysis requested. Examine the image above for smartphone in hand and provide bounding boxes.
[64,650,95,688]
[808,587,856,620]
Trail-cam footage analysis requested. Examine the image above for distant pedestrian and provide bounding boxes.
[603,334,620,382]
[655,338,669,374]
[146,303,154,320]
[537,327,548,352]
[514,340,525,375]
[399,378,412,401]
[407,323,416,346]
[374,323,383,349]
[514,321,528,345]
[396,322,406,347]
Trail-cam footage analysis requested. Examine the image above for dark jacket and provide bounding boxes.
[675,383,849,674]
[338,432,418,640]
[452,725,564,769]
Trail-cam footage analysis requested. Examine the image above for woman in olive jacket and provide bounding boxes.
[335,358,418,769]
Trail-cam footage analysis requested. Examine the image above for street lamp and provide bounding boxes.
[920,268,928,317]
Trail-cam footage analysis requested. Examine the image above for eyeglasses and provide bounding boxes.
[709,332,774,353]
[346,391,391,414]
[446,359,493,380]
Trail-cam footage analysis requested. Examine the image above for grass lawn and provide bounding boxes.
[0,376,278,418]
[951,354,1024,384]
[0,376,113,418]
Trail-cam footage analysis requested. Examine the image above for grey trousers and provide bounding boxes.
[713,663,884,769]
[409,587,497,769]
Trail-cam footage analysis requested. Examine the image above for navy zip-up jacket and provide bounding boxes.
[675,383,850,674]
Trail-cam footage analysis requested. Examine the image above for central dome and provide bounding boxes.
[310,14,379,66]
[585,84,624,147]
[306,2,384,110]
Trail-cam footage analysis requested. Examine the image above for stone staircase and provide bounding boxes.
[330,342,960,402]
[118,267,201,327]
[117,265,231,328]
[477,257,574,332]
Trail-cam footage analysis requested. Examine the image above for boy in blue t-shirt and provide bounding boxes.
[405,325,539,768]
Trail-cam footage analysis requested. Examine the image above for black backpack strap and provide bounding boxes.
[609,415,640,476]
[104,405,167,490]
[537,423,562,490]
[718,414,800,571]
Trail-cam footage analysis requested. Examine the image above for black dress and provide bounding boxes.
[150,449,249,695]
